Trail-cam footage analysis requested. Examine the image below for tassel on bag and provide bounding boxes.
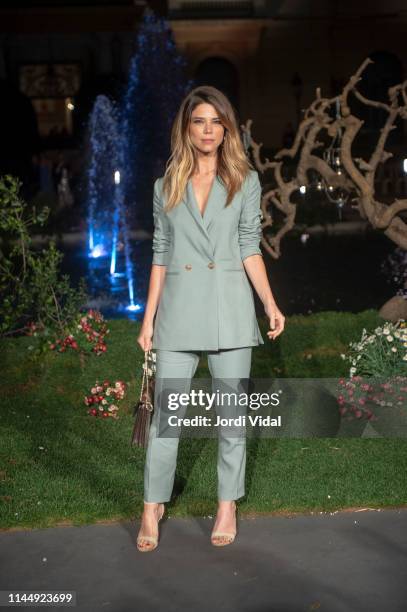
[131,349,156,448]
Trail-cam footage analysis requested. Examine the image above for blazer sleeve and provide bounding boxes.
[238,171,263,262]
[152,178,171,266]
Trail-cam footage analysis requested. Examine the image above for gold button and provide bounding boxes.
[185,264,192,270]
[208,262,215,269]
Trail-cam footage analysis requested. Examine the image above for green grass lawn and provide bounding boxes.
[1,309,407,530]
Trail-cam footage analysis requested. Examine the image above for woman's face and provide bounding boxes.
[189,103,225,156]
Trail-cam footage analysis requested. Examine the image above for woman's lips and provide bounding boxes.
[202,139,214,142]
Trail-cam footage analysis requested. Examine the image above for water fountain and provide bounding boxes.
[86,95,119,260]
[85,8,193,318]
[84,93,139,315]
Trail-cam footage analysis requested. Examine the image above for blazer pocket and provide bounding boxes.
[220,259,244,272]
[223,267,244,272]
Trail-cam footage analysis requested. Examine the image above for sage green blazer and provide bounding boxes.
[151,169,265,351]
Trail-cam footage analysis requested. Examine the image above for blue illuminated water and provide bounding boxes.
[84,8,193,319]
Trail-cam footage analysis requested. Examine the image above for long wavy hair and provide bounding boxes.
[161,85,254,212]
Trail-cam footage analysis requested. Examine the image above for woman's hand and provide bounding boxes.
[137,320,154,352]
[265,301,285,340]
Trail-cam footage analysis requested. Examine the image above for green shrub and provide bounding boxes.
[0,175,88,340]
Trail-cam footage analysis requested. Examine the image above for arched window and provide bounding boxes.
[194,56,240,117]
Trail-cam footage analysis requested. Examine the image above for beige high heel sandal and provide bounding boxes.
[211,501,237,547]
[136,503,165,552]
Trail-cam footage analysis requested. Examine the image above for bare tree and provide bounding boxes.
[242,57,407,260]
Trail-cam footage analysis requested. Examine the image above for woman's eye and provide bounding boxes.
[193,119,221,124]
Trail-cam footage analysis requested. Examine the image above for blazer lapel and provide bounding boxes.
[184,176,226,245]
[185,179,206,234]
[202,175,224,230]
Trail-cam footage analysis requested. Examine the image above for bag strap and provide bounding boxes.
[139,349,151,401]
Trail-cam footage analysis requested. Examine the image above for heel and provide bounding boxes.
[136,503,165,552]
[211,501,237,547]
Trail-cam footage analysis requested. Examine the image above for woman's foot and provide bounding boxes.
[211,500,237,546]
[136,501,165,552]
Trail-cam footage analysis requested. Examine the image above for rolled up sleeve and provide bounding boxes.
[152,178,171,266]
[238,171,263,262]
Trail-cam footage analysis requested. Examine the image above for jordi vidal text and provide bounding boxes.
[167,415,282,427]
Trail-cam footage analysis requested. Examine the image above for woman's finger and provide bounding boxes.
[270,312,276,330]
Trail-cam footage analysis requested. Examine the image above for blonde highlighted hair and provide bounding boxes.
[161,85,254,212]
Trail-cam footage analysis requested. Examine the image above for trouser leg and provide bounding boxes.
[143,349,200,503]
[207,347,252,501]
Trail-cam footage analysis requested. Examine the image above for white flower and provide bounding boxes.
[386,335,393,342]
[391,347,397,353]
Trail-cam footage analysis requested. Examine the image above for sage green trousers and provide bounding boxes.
[143,346,252,502]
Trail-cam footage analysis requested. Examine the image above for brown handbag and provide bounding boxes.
[131,349,156,448]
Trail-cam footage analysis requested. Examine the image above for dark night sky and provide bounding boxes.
[1,1,406,16]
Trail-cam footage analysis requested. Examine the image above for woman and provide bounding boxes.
[136,85,285,551]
